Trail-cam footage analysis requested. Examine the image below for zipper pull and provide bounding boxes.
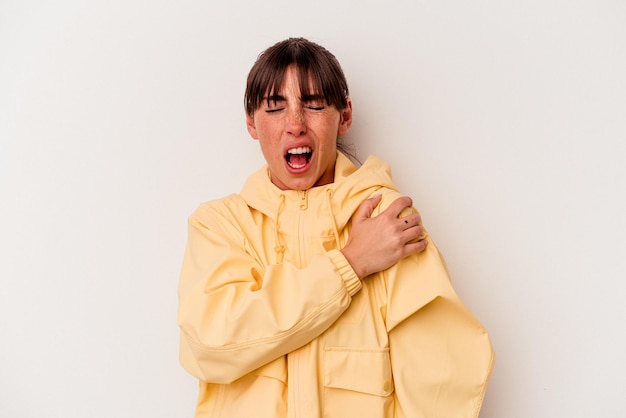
[300,190,308,210]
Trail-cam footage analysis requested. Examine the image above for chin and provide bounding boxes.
[290,181,314,191]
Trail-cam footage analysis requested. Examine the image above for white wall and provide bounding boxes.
[1,1,625,416]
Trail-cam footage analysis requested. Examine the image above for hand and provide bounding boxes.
[341,194,428,279]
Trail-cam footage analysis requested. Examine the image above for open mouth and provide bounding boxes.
[285,146,312,169]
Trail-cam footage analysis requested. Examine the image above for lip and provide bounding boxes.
[284,159,312,174]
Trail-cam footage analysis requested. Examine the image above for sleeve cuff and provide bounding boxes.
[327,249,362,296]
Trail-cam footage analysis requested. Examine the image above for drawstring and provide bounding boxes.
[274,194,286,264]
[325,189,342,250]
[273,189,340,264]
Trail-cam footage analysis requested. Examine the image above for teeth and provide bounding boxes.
[287,147,311,155]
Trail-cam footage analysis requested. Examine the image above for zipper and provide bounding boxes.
[297,190,308,266]
[292,189,312,417]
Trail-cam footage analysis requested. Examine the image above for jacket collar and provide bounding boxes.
[240,152,398,230]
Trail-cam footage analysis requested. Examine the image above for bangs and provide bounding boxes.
[245,38,349,115]
[262,65,324,107]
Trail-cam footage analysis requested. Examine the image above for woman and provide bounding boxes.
[178,37,494,417]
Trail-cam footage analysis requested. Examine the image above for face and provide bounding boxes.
[246,66,352,191]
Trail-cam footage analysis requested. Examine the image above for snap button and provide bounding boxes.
[383,380,391,392]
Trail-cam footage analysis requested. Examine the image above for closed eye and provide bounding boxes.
[303,94,326,111]
[264,94,286,113]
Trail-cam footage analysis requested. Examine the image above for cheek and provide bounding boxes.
[259,138,282,162]
[322,121,342,141]
[258,118,282,137]
[312,114,340,134]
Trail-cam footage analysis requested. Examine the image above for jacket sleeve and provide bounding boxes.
[177,206,361,385]
[384,234,495,417]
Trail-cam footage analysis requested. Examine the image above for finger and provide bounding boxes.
[400,213,422,229]
[402,224,425,243]
[384,196,413,219]
[404,238,428,255]
[354,194,382,222]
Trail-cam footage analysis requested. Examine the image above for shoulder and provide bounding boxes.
[353,155,420,217]
[189,194,252,230]
[373,188,420,218]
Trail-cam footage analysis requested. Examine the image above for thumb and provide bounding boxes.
[354,194,382,222]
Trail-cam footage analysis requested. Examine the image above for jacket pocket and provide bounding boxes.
[216,358,287,418]
[323,347,395,417]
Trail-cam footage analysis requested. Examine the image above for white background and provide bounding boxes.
[1,1,625,417]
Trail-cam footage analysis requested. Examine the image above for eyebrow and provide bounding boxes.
[264,93,325,103]
[266,94,286,102]
[302,94,325,103]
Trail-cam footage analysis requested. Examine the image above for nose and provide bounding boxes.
[286,107,306,137]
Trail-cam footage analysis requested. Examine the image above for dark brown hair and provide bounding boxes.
[244,38,350,116]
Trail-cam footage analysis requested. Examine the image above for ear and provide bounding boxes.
[337,98,353,136]
[246,112,259,140]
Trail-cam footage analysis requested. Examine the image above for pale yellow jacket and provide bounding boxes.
[178,153,494,418]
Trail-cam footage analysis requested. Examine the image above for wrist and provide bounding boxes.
[340,247,367,279]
